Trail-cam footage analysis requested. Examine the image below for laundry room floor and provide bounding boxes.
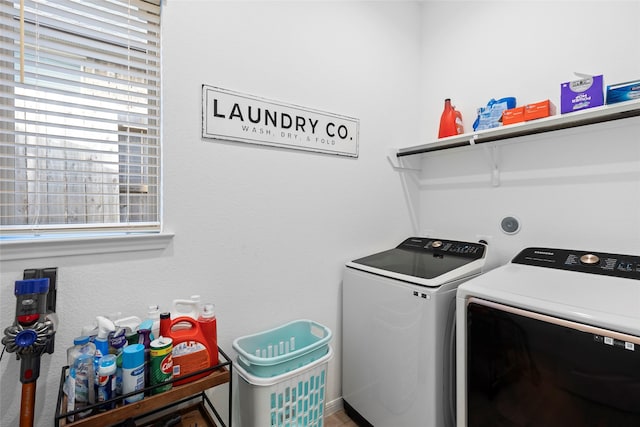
[325,409,358,426]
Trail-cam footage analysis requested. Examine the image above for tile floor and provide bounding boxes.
[325,409,359,427]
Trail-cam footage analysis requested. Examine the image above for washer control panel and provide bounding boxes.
[398,237,486,259]
[512,247,640,280]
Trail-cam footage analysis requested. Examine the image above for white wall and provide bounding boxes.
[415,1,640,269]
[2,1,639,425]
[0,1,421,425]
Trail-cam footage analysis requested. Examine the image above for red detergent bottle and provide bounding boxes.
[438,98,463,138]
[197,303,218,366]
[159,311,217,386]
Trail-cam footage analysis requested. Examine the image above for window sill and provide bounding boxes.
[0,232,174,261]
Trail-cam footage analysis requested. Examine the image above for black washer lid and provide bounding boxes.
[351,237,486,280]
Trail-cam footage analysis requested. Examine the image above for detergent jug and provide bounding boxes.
[438,98,464,138]
[159,313,217,385]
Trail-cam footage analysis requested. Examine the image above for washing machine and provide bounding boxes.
[342,237,487,427]
[456,246,640,427]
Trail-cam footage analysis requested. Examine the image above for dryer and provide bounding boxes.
[342,237,487,427]
[456,247,640,427]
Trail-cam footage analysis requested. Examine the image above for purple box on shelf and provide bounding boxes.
[560,74,604,114]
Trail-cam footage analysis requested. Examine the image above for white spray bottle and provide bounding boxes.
[94,316,115,360]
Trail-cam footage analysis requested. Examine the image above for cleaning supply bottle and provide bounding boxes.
[64,363,77,422]
[149,336,173,394]
[122,344,145,404]
[65,337,96,421]
[94,316,115,359]
[198,303,219,366]
[67,336,96,366]
[96,354,117,410]
[109,327,128,396]
[75,354,95,415]
[93,316,115,403]
[438,98,464,138]
[145,304,161,340]
[137,304,161,341]
[160,311,216,386]
[113,316,142,335]
[138,328,152,388]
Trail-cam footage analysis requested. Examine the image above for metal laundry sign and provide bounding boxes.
[202,85,359,157]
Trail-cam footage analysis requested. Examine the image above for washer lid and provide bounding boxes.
[348,237,486,285]
[457,247,640,336]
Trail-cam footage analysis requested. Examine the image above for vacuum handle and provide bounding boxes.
[20,382,36,427]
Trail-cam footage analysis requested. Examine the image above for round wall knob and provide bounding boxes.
[500,216,521,235]
[580,254,600,265]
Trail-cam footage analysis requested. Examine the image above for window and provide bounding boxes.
[0,0,161,237]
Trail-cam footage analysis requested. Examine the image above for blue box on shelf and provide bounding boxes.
[606,79,640,105]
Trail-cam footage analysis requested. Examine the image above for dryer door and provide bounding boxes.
[465,298,640,427]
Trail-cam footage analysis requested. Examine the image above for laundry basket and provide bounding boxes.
[236,346,333,427]
[233,319,332,378]
[233,320,333,426]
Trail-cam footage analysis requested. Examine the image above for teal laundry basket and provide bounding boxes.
[233,319,332,378]
[233,320,333,426]
[236,346,333,427]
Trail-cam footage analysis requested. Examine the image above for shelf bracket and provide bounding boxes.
[388,148,421,171]
[483,145,500,187]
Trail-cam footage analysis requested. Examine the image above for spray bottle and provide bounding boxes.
[93,316,115,404]
[138,305,161,341]
[137,328,152,388]
[113,316,142,338]
[109,327,128,396]
[94,316,115,360]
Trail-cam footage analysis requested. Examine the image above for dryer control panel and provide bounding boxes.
[512,247,640,280]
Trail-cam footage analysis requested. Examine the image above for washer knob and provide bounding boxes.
[432,240,443,249]
[580,254,600,265]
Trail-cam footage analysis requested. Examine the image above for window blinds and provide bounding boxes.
[0,0,161,234]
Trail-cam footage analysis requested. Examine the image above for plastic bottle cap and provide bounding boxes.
[100,354,117,369]
[122,344,145,369]
[201,303,216,318]
[73,336,91,346]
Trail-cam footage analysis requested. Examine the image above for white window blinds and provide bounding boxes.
[0,0,161,235]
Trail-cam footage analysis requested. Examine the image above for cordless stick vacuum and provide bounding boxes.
[2,276,57,427]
